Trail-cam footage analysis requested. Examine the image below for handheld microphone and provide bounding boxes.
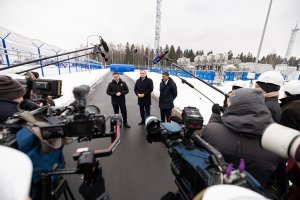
[152,50,169,64]
[100,52,109,62]
[100,37,109,53]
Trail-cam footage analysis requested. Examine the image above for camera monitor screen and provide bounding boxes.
[32,79,62,98]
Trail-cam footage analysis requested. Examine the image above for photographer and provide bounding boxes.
[0,75,26,123]
[280,80,300,200]
[201,88,283,191]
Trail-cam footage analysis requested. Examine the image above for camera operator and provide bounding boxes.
[0,75,26,123]
[255,71,284,123]
[201,88,283,195]
[280,80,300,200]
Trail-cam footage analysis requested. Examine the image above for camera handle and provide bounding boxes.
[40,123,120,200]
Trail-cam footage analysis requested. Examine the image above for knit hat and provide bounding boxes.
[229,88,265,106]
[0,75,25,100]
[256,81,280,93]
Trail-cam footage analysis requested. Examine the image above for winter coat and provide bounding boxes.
[0,99,19,123]
[280,95,300,131]
[106,78,129,105]
[159,77,177,109]
[265,96,281,123]
[201,99,283,186]
[16,127,65,199]
[286,159,300,200]
[134,76,154,106]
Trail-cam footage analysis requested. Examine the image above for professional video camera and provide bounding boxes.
[0,84,122,200]
[146,107,264,200]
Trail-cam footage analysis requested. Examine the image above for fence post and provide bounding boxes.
[52,49,61,75]
[33,43,44,77]
[0,32,11,67]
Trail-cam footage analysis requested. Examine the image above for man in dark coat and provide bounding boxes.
[159,72,177,122]
[106,72,131,128]
[201,88,283,190]
[0,75,25,123]
[280,80,300,200]
[134,70,153,125]
[255,71,284,123]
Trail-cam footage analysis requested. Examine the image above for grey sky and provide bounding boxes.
[1,0,299,58]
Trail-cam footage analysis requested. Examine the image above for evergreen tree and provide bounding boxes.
[183,49,189,57]
[124,42,131,64]
[188,49,195,62]
[207,51,213,55]
[169,45,176,61]
[175,46,182,60]
[288,56,298,66]
[228,51,233,60]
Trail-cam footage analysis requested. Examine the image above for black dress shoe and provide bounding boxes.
[138,121,145,125]
[123,123,131,128]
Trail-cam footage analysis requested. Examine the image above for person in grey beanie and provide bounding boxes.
[201,88,283,197]
[0,75,25,123]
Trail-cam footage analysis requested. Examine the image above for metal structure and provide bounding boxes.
[256,0,273,65]
[284,23,299,63]
[154,0,162,54]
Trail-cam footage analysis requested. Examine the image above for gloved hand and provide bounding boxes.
[18,99,40,111]
[212,104,221,115]
[79,164,107,200]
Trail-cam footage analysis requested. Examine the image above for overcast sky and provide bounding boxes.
[1,0,299,58]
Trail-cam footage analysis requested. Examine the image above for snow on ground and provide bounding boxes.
[2,66,109,106]
[2,66,289,123]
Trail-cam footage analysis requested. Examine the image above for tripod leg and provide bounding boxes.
[65,182,75,200]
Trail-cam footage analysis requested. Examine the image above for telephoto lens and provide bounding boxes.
[262,123,300,162]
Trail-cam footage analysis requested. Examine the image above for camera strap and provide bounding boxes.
[18,111,63,153]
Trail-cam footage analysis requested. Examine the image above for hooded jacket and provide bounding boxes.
[0,99,19,123]
[280,95,300,131]
[159,77,177,109]
[201,89,282,186]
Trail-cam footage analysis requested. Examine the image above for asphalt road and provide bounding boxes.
[63,73,176,200]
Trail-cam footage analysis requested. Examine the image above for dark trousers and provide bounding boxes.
[112,104,128,123]
[139,105,150,122]
[160,108,172,122]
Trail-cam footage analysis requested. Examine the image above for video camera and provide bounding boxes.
[0,84,122,200]
[146,107,264,200]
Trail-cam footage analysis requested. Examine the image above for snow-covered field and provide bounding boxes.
[2,66,290,124]
[125,71,286,125]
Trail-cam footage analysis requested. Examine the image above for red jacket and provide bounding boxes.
[286,159,300,200]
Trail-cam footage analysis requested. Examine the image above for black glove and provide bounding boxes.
[212,104,221,115]
[18,99,40,111]
[79,164,106,200]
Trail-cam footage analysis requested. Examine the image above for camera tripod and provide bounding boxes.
[41,168,77,200]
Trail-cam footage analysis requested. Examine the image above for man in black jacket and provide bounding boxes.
[0,75,26,123]
[159,72,177,122]
[106,72,131,128]
[134,70,153,125]
[201,88,282,191]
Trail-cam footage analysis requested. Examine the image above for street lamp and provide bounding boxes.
[86,35,100,71]
[256,0,273,65]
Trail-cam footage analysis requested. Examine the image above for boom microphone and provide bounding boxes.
[153,50,169,64]
[100,37,109,53]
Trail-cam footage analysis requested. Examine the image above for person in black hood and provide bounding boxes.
[106,72,131,128]
[0,75,26,123]
[134,70,153,125]
[201,88,283,189]
[159,72,177,122]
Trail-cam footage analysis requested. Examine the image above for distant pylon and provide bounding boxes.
[284,23,299,64]
[154,0,162,54]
